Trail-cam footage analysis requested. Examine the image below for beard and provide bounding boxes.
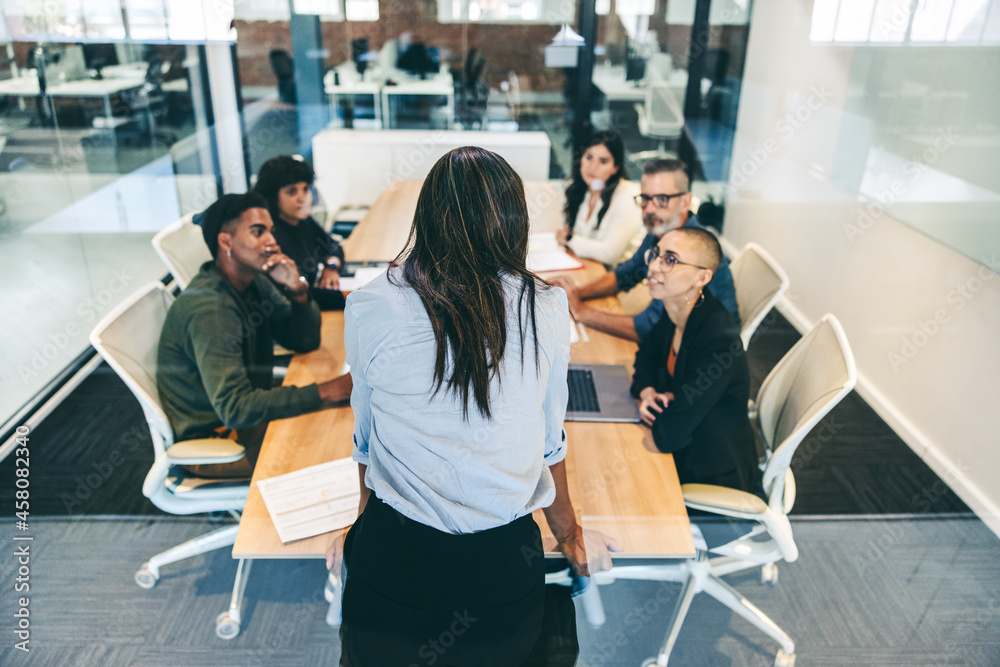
[645,209,683,236]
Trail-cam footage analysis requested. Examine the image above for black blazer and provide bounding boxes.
[630,292,759,493]
[271,215,345,287]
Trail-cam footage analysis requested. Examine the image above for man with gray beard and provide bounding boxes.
[551,159,738,342]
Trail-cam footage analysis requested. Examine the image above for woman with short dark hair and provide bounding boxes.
[330,146,617,666]
[254,155,346,310]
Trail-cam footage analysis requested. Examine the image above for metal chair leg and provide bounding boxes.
[216,557,253,640]
[701,573,795,656]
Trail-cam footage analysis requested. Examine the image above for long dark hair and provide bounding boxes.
[564,131,627,232]
[253,155,315,225]
[390,146,545,420]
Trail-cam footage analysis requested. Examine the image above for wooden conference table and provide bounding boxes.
[233,180,694,562]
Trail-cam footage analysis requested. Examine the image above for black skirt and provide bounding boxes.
[340,494,546,667]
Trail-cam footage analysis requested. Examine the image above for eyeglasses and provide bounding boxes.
[644,245,708,270]
[634,192,686,209]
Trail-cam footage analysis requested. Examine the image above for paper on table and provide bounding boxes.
[529,231,562,253]
[527,251,584,273]
[257,457,361,545]
[339,267,386,292]
[527,232,584,272]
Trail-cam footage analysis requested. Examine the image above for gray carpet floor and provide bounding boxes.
[2,516,997,666]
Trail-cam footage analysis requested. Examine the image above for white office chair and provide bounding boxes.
[151,212,211,289]
[89,282,253,640]
[574,314,856,667]
[630,80,685,163]
[731,242,791,349]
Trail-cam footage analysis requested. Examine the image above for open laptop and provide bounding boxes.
[565,364,641,423]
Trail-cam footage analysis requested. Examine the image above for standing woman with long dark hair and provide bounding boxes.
[557,131,643,266]
[329,147,616,666]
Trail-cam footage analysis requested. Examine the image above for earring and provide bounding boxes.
[227,249,232,258]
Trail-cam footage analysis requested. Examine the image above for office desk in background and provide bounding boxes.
[234,179,694,563]
[323,65,455,130]
[592,64,688,103]
[0,74,152,150]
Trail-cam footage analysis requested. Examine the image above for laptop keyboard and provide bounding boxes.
[567,368,601,413]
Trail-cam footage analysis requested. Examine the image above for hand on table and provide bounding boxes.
[549,276,583,319]
[318,373,353,406]
[557,525,622,577]
[638,388,674,426]
[318,267,341,290]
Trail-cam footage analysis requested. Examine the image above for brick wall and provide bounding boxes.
[233,4,749,95]
[235,0,572,94]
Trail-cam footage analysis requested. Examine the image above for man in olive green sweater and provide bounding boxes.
[157,192,351,475]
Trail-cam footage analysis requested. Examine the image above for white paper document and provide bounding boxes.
[257,457,361,544]
[526,232,584,273]
[339,267,386,292]
[527,251,584,273]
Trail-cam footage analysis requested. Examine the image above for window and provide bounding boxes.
[811,0,1000,44]
[2,0,235,42]
[438,0,573,24]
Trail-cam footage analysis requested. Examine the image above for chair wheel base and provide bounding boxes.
[216,611,240,640]
[761,563,779,585]
[135,565,158,589]
[774,649,795,666]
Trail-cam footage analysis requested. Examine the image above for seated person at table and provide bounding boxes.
[157,192,352,476]
[556,131,643,266]
[630,227,758,496]
[551,159,737,343]
[254,155,347,311]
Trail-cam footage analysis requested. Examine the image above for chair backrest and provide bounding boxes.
[730,243,790,348]
[152,212,210,289]
[756,315,856,512]
[642,81,684,139]
[89,283,176,456]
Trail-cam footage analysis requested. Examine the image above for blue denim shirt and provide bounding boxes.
[613,215,739,340]
[345,268,570,535]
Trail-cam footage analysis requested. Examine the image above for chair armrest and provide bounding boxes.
[165,439,246,465]
[682,483,769,519]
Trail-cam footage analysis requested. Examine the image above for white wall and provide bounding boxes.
[724,0,1000,533]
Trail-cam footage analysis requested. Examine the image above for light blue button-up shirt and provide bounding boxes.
[344,267,570,535]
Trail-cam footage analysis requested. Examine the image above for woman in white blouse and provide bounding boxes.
[557,131,643,266]
[328,146,617,666]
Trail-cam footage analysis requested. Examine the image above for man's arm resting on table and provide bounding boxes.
[577,271,619,300]
[317,373,353,406]
[574,305,640,342]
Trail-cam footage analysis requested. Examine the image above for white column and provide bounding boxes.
[204,44,247,194]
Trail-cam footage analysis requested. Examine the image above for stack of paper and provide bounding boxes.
[527,232,583,273]
[339,267,386,292]
[257,457,361,544]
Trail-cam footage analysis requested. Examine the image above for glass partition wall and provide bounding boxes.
[0,11,225,430]
[0,0,754,431]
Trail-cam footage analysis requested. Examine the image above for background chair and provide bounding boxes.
[89,282,253,639]
[576,314,856,667]
[731,242,791,348]
[630,80,684,163]
[152,212,210,289]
